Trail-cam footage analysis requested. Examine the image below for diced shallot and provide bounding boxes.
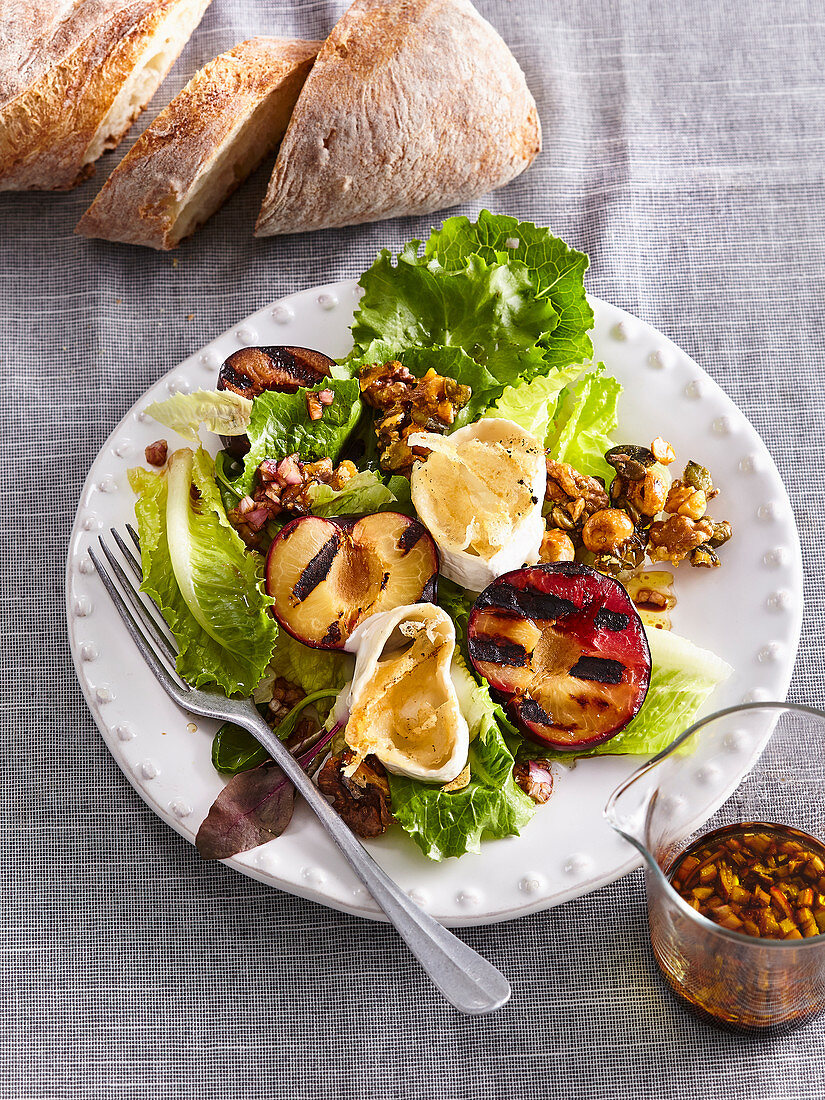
[276,455,303,485]
[246,507,271,532]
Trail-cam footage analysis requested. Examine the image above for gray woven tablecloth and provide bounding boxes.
[4,1,825,1096]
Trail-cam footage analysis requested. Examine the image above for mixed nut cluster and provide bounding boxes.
[539,439,732,576]
[228,454,359,548]
[359,360,471,473]
[317,751,394,838]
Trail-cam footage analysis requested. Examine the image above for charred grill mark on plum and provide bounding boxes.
[266,513,440,649]
[398,523,425,553]
[218,346,333,398]
[476,583,578,622]
[568,655,626,685]
[518,698,554,725]
[321,621,343,647]
[292,535,341,602]
[468,636,529,668]
[594,607,630,632]
[468,563,651,750]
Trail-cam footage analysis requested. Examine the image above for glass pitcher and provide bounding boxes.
[605,702,825,1033]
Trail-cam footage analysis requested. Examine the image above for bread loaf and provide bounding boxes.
[254,0,541,237]
[0,0,212,190]
[76,36,320,248]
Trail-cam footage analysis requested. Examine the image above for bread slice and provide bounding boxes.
[254,0,541,237]
[75,37,321,249]
[0,0,212,190]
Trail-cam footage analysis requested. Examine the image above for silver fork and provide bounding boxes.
[88,528,511,1015]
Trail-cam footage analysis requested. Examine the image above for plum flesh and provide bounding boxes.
[468,562,650,750]
[266,512,438,649]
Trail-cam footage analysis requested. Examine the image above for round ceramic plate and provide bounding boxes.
[66,282,803,926]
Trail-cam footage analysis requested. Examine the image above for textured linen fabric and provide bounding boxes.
[3,0,825,1096]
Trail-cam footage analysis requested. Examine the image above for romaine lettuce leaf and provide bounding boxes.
[239,379,361,494]
[486,362,585,440]
[145,389,252,442]
[129,448,277,695]
[254,630,353,702]
[351,245,555,384]
[424,210,594,370]
[306,469,397,517]
[387,704,534,861]
[546,364,621,482]
[553,627,732,759]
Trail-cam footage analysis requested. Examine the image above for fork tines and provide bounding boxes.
[88,529,190,700]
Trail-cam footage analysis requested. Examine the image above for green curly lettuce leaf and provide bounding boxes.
[546,364,621,482]
[486,362,586,441]
[239,379,362,494]
[424,210,594,371]
[305,469,397,517]
[387,698,534,862]
[350,245,555,385]
[128,447,277,695]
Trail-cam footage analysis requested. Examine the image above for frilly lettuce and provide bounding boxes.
[145,389,252,442]
[350,243,555,384]
[306,469,397,517]
[486,362,586,441]
[128,447,277,695]
[546,364,621,482]
[387,695,535,862]
[424,210,594,371]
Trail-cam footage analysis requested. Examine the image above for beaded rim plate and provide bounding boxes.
[66,282,803,926]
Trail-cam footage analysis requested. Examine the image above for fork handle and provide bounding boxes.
[234,706,511,1015]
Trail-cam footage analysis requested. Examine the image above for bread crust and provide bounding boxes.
[75,36,321,248]
[0,0,211,190]
[254,0,541,237]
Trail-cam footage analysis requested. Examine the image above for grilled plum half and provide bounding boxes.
[217,345,334,454]
[265,512,438,649]
[468,562,650,750]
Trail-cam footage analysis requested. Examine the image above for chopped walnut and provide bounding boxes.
[266,677,306,723]
[539,528,575,563]
[648,515,714,564]
[545,459,609,517]
[317,751,394,838]
[359,361,471,473]
[665,480,708,521]
[145,439,168,467]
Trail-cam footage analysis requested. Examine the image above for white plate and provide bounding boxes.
[66,282,803,926]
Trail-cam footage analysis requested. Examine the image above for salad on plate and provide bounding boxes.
[130,211,734,864]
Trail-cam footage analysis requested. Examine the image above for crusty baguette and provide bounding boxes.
[76,36,321,249]
[0,0,212,190]
[254,0,541,237]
